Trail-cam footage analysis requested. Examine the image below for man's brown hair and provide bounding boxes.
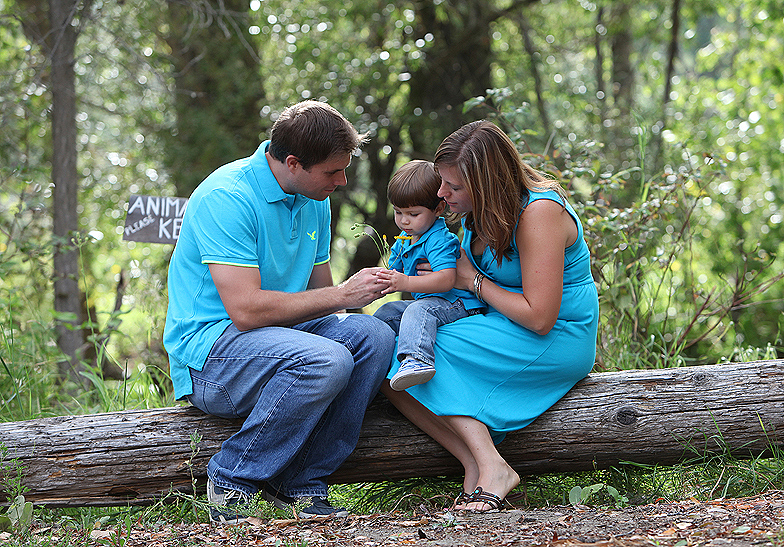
[268,100,368,169]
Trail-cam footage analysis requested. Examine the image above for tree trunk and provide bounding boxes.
[595,7,607,134]
[49,0,89,389]
[652,0,682,174]
[610,2,634,121]
[164,0,266,197]
[607,1,638,206]
[518,14,550,137]
[407,0,495,157]
[2,360,782,508]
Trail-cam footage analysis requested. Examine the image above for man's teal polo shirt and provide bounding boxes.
[163,141,331,399]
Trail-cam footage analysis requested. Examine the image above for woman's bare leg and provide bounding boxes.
[381,382,480,495]
[382,382,520,509]
[441,415,520,511]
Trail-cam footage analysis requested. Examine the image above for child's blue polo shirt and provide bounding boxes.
[163,141,331,399]
[388,218,483,309]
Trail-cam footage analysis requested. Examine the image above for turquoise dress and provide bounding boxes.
[388,189,599,442]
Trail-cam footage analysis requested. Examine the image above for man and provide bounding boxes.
[163,100,395,524]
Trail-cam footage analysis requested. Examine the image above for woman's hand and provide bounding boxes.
[454,250,478,292]
[414,261,433,275]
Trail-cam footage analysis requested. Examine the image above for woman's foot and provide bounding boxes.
[450,490,473,510]
[448,469,479,511]
[463,462,520,512]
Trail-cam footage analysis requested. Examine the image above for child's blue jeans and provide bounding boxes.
[373,297,474,366]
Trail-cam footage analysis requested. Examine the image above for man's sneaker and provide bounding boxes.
[260,484,296,513]
[207,478,250,525]
[298,497,349,519]
[262,485,348,519]
[389,358,436,391]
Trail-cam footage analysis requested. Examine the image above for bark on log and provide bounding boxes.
[1,360,782,507]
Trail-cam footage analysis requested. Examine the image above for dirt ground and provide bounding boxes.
[64,489,784,546]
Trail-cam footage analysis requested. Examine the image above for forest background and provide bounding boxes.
[0,0,782,419]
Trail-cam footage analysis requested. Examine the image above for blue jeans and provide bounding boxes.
[373,297,471,366]
[186,313,395,498]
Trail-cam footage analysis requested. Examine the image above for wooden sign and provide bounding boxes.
[123,194,188,244]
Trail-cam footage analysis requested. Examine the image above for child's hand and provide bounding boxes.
[375,269,409,295]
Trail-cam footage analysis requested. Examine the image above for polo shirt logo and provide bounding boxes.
[307,230,317,240]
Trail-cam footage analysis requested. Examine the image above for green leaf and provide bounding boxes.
[6,495,33,532]
[582,483,604,499]
[21,501,33,527]
[568,486,582,506]
[53,311,80,324]
[462,96,485,114]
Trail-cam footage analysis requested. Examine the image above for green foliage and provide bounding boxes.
[2,0,781,402]
[0,444,28,501]
[0,495,34,533]
[94,512,133,547]
[340,476,460,515]
[185,430,202,522]
[466,86,783,369]
[569,483,629,508]
[0,443,34,533]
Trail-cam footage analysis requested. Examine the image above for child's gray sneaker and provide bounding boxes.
[389,358,436,391]
[207,478,250,525]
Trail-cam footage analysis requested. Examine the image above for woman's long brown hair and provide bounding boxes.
[435,121,564,265]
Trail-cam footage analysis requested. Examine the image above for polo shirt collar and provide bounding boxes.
[251,140,309,212]
[402,217,447,249]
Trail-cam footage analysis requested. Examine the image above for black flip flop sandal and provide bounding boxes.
[466,486,504,513]
[450,490,473,510]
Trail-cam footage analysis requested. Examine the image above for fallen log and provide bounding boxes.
[1,359,782,507]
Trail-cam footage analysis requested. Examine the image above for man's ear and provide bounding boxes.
[285,155,300,173]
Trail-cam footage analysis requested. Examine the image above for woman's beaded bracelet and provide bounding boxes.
[473,273,486,304]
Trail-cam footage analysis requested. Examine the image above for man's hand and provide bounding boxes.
[339,267,389,308]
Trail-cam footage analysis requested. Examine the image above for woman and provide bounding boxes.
[381,121,599,512]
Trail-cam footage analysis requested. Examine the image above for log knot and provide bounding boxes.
[615,406,638,425]
[690,372,715,385]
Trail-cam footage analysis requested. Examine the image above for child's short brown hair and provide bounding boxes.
[387,160,443,210]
